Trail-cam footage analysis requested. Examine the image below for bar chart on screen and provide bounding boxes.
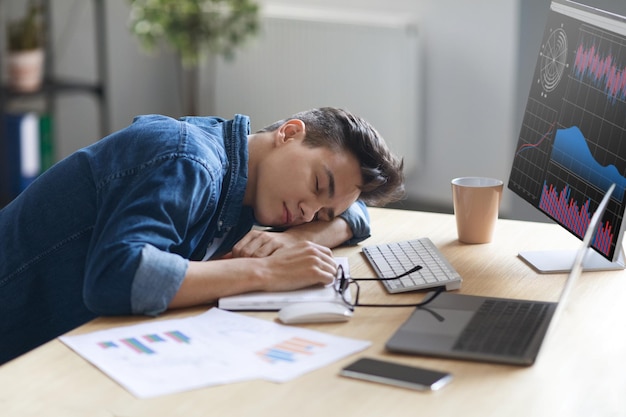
[573,30,626,104]
[539,181,615,255]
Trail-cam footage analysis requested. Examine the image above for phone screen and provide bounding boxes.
[340,357,452,391]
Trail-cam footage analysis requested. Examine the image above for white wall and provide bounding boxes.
[245,0,522,216]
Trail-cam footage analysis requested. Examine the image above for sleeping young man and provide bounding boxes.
[0,107,405,364]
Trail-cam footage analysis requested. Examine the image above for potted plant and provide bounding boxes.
[127,0,260,115]
[6,0,45,92]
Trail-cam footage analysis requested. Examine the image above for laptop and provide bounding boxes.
[386,184,615,366]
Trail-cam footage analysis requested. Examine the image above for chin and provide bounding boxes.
[252,212,277,227]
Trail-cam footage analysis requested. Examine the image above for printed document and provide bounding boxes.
[60,308,369,398]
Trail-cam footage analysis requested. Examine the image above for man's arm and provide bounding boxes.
[168,241,336,309]
[231,216,353,258]
[168,201,370,309]
[231,200,371,258]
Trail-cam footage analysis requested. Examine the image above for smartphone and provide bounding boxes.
[340,357,452,391]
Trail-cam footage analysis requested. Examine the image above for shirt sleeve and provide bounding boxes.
[131,244,189,316]
[83,156,217,317]
[338,200,371,245]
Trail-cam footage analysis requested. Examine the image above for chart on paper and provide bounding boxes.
[60,309,371,398]
[256,337,327,364]
[97,330,191,355]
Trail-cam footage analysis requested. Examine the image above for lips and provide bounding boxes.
[283,203,292,225]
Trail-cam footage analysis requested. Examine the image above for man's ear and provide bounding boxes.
[275,119,306,145]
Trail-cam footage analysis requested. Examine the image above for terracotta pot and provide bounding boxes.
[7,49,44,92]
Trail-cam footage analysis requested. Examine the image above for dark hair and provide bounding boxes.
[259,107,405,206]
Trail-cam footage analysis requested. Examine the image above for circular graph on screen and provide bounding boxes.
[540,28,568,92]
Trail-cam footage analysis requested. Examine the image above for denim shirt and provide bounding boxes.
[0,114,370,363]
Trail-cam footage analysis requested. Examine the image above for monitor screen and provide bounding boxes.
[508,0,626,268]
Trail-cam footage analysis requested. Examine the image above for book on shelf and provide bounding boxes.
[1,112,54,205]
[39,114,54,172]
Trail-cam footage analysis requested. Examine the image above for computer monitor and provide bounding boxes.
[508,0,626,273]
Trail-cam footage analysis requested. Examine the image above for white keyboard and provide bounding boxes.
[362,238,462,293]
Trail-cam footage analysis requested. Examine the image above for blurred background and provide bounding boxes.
[2,0,625,219]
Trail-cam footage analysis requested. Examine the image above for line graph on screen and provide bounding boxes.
[573,39,626,104]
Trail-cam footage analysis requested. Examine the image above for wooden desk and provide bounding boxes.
[1,208,625,417]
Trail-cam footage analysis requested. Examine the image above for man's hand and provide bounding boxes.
[254,241,337,292]
[230,217,354,258]
[170,240,336,308]
[231,229,299,258]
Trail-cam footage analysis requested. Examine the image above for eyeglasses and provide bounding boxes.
[334,264,445,311]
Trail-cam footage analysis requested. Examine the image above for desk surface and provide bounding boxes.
[1,208,625,417]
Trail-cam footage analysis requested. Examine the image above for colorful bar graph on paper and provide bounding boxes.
[99,330,191,354]
[143,334,166,343]
[98,341,118,349]
[256,337,327,364]
[164,330,191,344]
[120,337,156,355]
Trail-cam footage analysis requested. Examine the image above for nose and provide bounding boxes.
[299,200,322,222]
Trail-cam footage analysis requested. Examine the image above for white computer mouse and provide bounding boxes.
[278,301,353,324]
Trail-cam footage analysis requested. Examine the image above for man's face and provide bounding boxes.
[252,135,362,227]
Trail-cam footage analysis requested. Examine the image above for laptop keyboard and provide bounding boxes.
[452,299,551,357]
[362,238,462,293]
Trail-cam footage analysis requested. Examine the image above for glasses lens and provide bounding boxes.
[333,268,355,306]
[341,281,358,306]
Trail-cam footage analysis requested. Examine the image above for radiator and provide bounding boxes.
[210,3,422,173]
